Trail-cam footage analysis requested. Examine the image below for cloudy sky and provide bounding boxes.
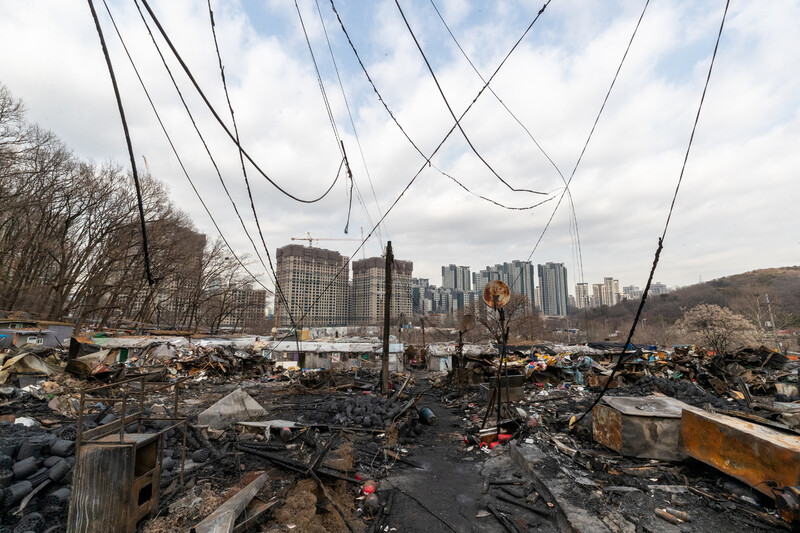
[1,0,798,300]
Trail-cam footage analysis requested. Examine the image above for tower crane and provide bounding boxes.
[291,231,368,260]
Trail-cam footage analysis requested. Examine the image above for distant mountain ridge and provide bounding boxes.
[578,266,800,331]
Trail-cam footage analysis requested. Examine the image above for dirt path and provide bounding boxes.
[381,391,558,533]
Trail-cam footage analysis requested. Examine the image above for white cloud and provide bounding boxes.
[0,0,797,296]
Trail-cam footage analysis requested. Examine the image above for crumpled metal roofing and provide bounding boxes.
[425,344,497,357]
[261,341,403,354]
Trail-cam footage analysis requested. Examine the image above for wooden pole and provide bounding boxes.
[420,317,426,368]
[382,241,393,394]
[458,330,464,397]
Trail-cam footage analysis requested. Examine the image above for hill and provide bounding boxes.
[575,266,800,346]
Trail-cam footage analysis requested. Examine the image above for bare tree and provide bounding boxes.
[674,304,758,354]
[470,294,540,343]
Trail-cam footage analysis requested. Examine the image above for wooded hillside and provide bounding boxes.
[576,267,800,347]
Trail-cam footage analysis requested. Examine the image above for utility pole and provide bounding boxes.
[381,241,393,394]
[765,294,782,354]
[420,317,426,368]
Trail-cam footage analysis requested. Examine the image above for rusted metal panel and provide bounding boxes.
[593,403,623,453]
[681,409,800,498]
[592,396,691,461]
[67,433,162,533]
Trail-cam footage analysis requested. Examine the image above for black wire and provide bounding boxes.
[394,0,547,196]
[660,1,728,241]
[293,0,357,236]
[102,0,274,296]
[313,0,388,244]
[328,0,551,211]
[87,0,155,286]
[268,0,557,339]
[294,0,342,146]
[138,0,341,204]
[428,0,584,282]
[207,0,310,350]
[578,0,730,423]
[340,141,355,234]
[439,170,556,210]
[131,0,277,287]
[518,0,652,293]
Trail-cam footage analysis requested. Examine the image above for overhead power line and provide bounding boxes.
[207,0,303,344]
[102,0,273,295]
[428,0,584,283]
[138,0,342,204]
[293,0,356,235]
[394,0,546,196]
[87,0,155,286]
[579,0,731,422]
[129,0,278,287]
[314,0,388,245]
[328,0,551,211]
[521,0,652,278]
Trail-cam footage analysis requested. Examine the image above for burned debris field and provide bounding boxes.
[2,0,800,532]
[1,335,799,533]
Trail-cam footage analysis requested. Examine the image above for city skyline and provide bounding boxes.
[267,243,682,317]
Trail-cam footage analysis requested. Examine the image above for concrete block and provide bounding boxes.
[592,395,693,461]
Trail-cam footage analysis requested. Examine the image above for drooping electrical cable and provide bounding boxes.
[394,0,547,196]
[275,2,556,336]
[516,0,652,299]
[293,0,356,235]
[87,0,155,286]
[578,0,730,422]
[206,0,303,340]
[429,0,584,283]
[294,0,341,146]
[138,0,343,204]
[314,0,388,246]
[328,0,552,211]
[129,0,277,287]
[102,0,274,296]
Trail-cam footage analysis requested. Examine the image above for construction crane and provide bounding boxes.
[291,231,368,260]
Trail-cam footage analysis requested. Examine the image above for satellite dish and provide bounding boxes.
[460,314,475,332]
[483,280,510,309]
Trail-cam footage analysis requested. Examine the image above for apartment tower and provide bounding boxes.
[351,257,413,326]
[274,245,349,328]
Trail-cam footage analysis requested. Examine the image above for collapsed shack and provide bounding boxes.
[257,339,405,373]
[0,329,432,532]
[3,331,800,532]
[437,340,800,530]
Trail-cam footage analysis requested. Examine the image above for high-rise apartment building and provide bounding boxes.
[472,269,499,295]
[537,262,569,317]
[575,282,590,309]
[592,284,603,308]
[602,277,621,306]
[442,265,471,291]
[622,285,643,299]
[650,282,668,295]
[274,245,349,328]
[411,278,429,315]
[351,257,413,326]
[220,285,268,331]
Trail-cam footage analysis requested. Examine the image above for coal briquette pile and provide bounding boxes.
[0,422,75,533]
[309,393,407,429]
